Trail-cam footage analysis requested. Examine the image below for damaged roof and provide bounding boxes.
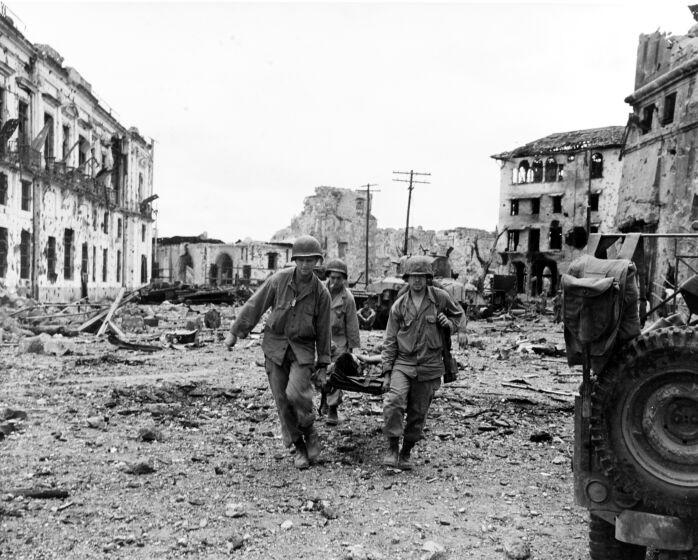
[491,126,625,160]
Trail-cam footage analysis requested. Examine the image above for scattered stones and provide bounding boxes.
[122,459,156,475]
[204,309,221,329]
[0,408,27,421]
[224,502,247,518]
[529,430,553,443]
[137,426,163,442]
[86,416,107,430]
[280,519,293,530]
[504,539,531,559]
[421,540,447,560]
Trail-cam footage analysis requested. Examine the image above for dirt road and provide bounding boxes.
[0,311,589,559]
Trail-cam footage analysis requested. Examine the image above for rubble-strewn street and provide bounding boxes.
[0,303,589,559]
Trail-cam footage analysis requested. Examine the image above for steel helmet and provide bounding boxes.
[402,255,434,280]
[325,258,348,279]
[291,235,323,262]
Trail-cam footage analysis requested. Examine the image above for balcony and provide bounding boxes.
[6,141,41,170]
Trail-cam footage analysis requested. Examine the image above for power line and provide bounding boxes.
[392,170,430,256]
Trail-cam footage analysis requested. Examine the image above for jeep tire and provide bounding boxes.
[591,327,698,516]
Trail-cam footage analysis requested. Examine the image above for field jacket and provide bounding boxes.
[382,286,463,381]
[232,267,332,367]
[327,283,361,358]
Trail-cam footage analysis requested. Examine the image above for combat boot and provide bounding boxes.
[382,437,400,468]
[293,438,309,470]
[304,425,321,463]
[399,440,416,470]
[326,406,339,426]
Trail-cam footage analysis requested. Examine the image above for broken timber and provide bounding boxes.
[77,288,138,334]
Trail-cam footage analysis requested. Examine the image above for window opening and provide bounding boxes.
[102,249,108,282]
[532,159,543,183]
[0,227,7,277]
[141,255,148,283]
[21,180,31,211]
[47,236,56,280]
[63,229,74,280]
[528,228,540,253]
[507,230,520,252]
[549,221,562,250]
[552,195,562,213]
[531,198,540,215]
[662,92,677,125]
[0,173,7,205]
[590,152,603,179]
[20,230,30,279]
[116,250,121,282]
[510,200,519,216]
[517,161,529,184]
[544,158,557,182]
[589,193,600,212]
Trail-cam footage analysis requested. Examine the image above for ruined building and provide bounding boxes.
[0,14,155,302]
[492,126,624,295]
[274,186,494,284]
[272,186,377,284]
[615,18,698,297]
[156,234,291,287]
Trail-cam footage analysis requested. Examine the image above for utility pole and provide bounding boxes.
[358,183,379,289]
[393,170,430,255]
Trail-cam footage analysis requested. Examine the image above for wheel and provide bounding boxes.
[591,327,698,516]
[589,514,646,560]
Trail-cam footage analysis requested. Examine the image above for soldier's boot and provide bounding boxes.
[304,425,321,463]
[293,438,309,470]
[399,440,416,470]
[382,437,400,468]
[326,406,339,426]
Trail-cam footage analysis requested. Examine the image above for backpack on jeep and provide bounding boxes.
[561,255,641,373]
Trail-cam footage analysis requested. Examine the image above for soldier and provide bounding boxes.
[225,235,331,469]
[381,255,463,470]
[357,298,377,330]
[323,259,361,426]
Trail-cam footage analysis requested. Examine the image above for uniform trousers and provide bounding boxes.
[382,368,441,443]
[266,347,316,447]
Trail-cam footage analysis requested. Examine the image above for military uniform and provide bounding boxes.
[326,283,361,408]
[382,285,462,444]
[232,266,331,447]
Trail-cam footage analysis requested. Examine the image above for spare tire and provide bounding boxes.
[591,327,698,516]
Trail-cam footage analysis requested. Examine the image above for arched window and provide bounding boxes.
[511,167,518,184]
[532,159,543,183]
[544,157,558,182]
[517,160,529,184]
[141,255,148,283]
[590,152,603,179]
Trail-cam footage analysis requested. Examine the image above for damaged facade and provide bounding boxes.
[0,15,155,302]
[615,21,698,296]
[274,186,494,284]
[156,234,292,287]
[272,186,377,284]
[492,126,624,295]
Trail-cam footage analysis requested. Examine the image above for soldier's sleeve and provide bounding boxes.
[345,294,361,349]
[315,286,332,366]
[439,290,464,333]
[381,302,400,374]
[231,275,276,338]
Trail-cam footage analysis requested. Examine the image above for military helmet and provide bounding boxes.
[291,235,323,262]
[325,258,348,279]
[402,255,434,280]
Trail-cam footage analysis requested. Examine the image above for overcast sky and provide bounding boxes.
[8,1,694,241]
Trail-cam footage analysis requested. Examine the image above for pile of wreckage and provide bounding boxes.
[0,284,239,356]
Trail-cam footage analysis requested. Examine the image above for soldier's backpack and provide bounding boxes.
[561,255,641,373]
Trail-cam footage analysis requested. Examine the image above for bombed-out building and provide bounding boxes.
[273,186,494,285]
[492,126,624,296]
[615,17,698,298]
[0,14,155,302]
[156,234,292,287]
[272,186,377,284]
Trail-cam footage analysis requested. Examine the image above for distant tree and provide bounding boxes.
[472,227,508,294]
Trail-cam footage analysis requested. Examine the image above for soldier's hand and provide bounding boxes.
[381,372,392,393]
[224,333,237,350]
[314,367,327,391]
[437,312,450,329]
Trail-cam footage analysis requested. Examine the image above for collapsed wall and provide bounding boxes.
[272,186,495,284]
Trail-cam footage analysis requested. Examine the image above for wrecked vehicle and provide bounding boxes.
[563,233,698,559]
